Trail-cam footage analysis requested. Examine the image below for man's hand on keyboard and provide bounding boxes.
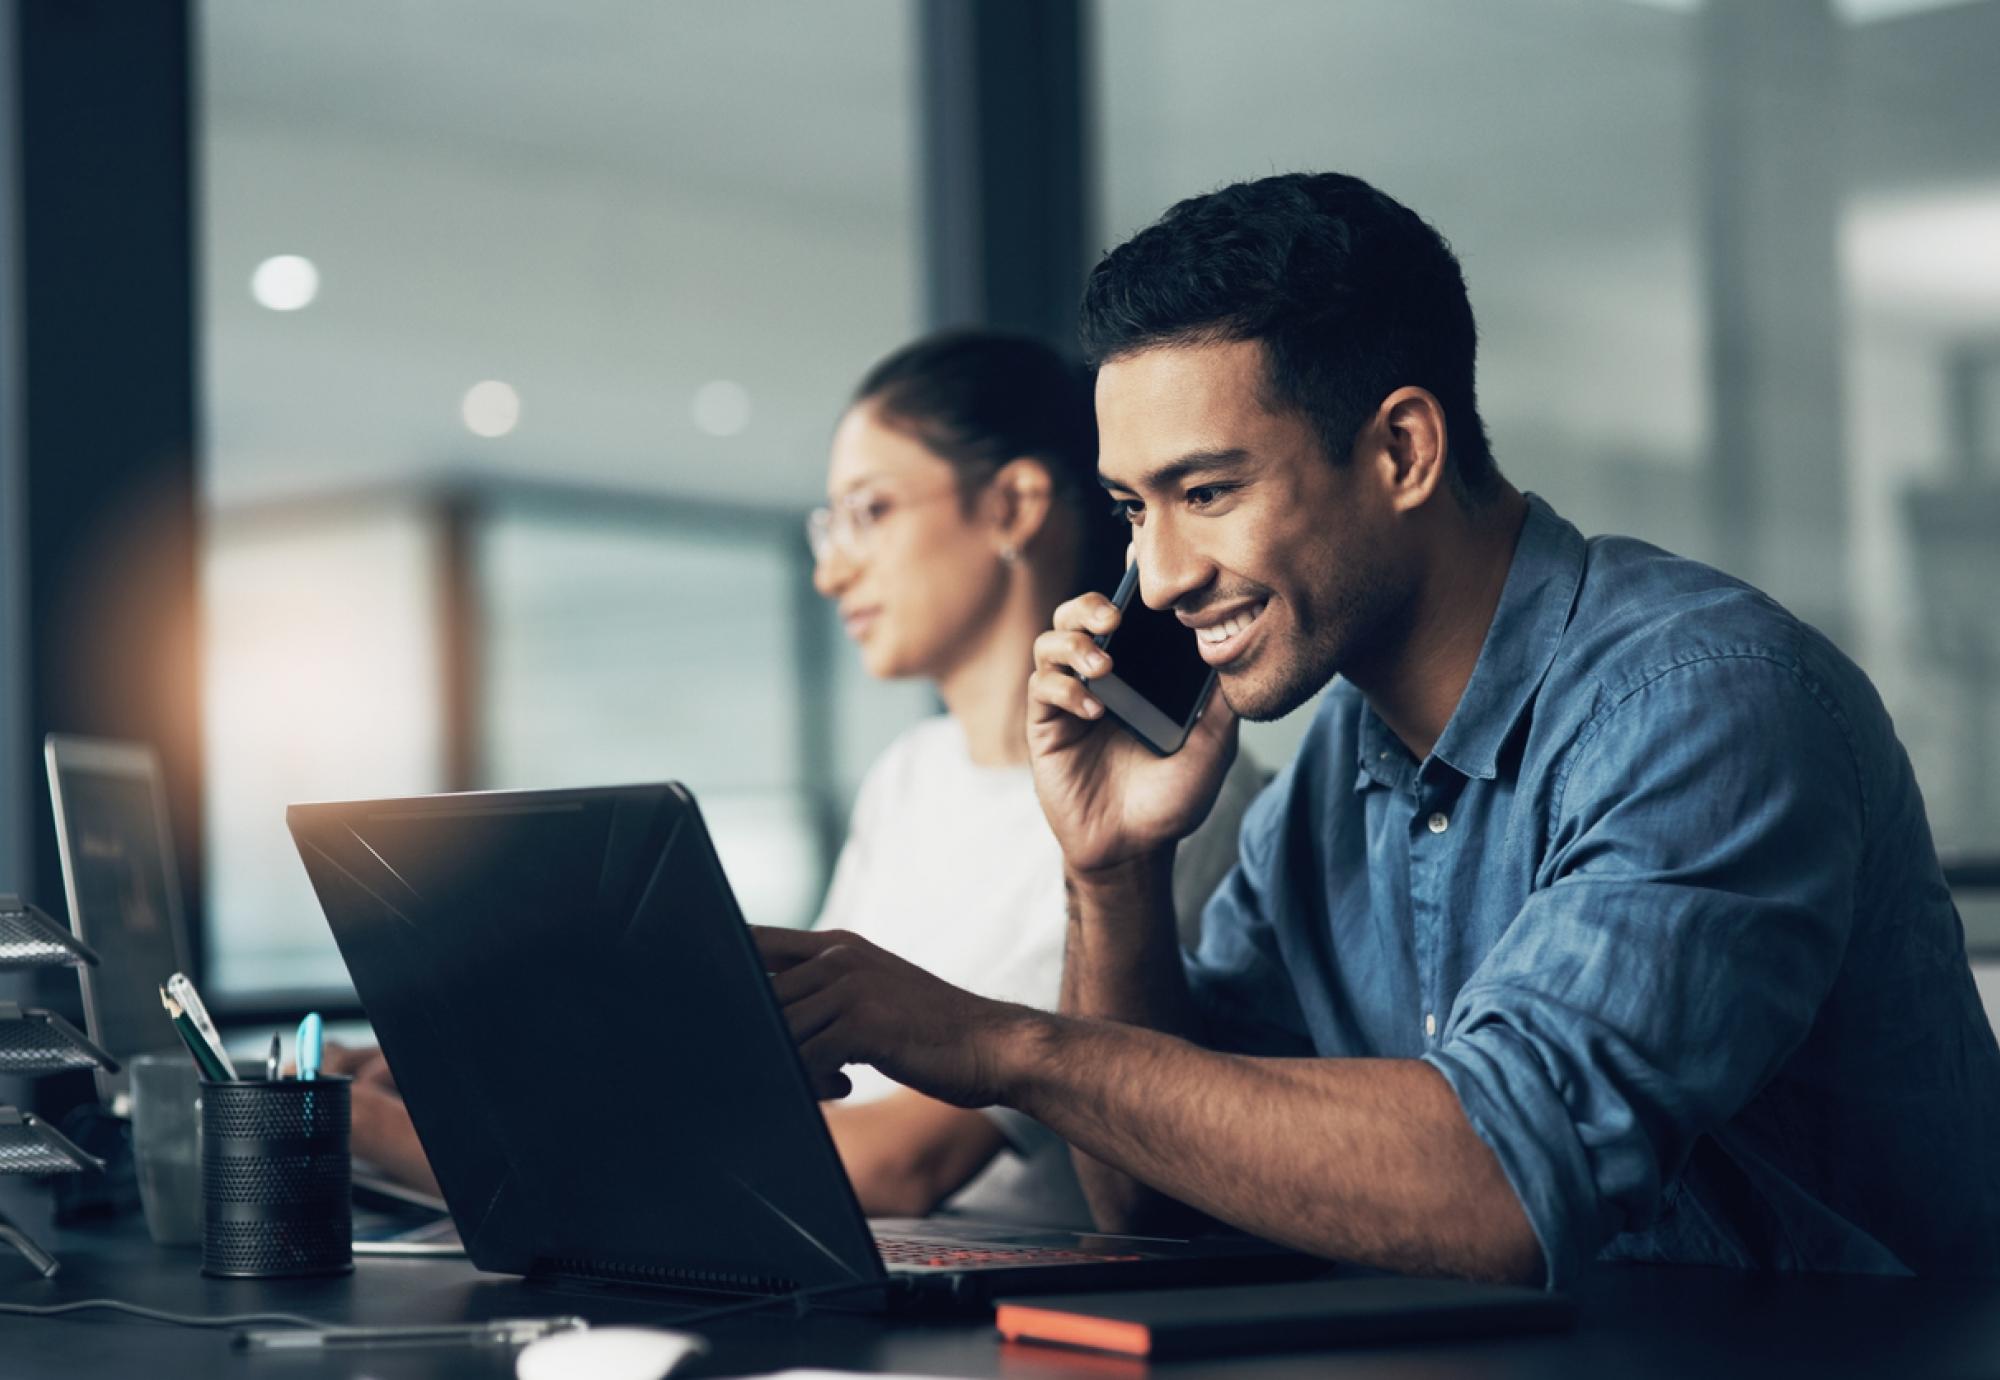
[752,925,1045,1109]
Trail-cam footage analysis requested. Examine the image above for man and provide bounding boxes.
[756,172,2000,1288]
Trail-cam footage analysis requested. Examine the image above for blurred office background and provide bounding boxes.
[3,0,1998,1018]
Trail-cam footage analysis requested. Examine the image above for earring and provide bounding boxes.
[999,545,1019,565]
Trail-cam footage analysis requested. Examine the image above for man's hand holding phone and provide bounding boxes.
[1028,587,1237,879]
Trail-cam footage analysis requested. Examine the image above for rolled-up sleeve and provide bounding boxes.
[1423,653,1864,1288]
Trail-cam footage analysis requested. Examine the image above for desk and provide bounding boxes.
[4,1217,1998,1379]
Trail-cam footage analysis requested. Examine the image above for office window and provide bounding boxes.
[477,505,825,929]
[199,0,921,1000]
[202,504,444,996]
[1096,0,2000,869]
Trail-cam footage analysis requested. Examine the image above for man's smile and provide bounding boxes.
[1182,599,1269,667]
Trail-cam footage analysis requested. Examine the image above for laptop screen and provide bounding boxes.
[288,783,886,1296]
[46,738,190,1076]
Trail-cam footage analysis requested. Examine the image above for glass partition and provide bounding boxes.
[202,503,445,995]
[1096,0,2000,875]
[198,0,920,1000]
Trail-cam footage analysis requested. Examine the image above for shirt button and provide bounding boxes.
[1427,812,1449,834]
[1424,1012,1437,1038]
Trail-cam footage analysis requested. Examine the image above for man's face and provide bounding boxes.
[1095,339,1408,721]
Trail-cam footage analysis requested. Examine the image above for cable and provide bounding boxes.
[0,1274,894,1336]
[0,1298,325,1330]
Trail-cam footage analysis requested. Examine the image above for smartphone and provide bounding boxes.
[1081,564,1219,755]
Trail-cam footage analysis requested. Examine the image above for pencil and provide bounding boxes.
[160,986,232,1081]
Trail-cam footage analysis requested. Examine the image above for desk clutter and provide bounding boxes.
[0,894,113,1278]
[151,969,353,1278]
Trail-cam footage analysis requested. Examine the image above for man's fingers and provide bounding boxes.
[755,937,862,1098]
[799,1027,865,1099]
[1052,592,1120,637]
[1033,627,1114,680]
[1029,666,1105,726]
[771,976,852,1048]
[803,1062,853,1101]
[766,950,841,1007]
[751,923,844,972]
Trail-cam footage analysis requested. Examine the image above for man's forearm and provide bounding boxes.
[753,906,1542,1281]
[1059,850,1195,1031]
[1058,850,1207,1229]
[1000,1016,1543,1285]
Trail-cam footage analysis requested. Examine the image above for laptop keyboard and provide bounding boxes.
[874,1235,1146,1271]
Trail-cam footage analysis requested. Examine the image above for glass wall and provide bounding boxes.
[202,501,444,994]
[198,0,927,1000]
[198,0,2000,1002]
[1095,0,2000,872]
[476,501,828,932]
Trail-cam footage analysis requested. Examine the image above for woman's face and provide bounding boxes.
[813,402,1010,681]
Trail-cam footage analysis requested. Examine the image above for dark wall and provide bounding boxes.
[919,0,1088,351]
[9,0,201,986]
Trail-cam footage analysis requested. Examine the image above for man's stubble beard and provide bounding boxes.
[1220,540,1405,723]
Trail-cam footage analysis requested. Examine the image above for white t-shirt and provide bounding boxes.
[813,715,1262,1228]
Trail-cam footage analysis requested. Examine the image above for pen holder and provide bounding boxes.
[200,1077,352,1278]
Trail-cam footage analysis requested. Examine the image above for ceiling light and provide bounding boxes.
[692,380,752,437]
[250,255,319,312]
[461,381,521,438]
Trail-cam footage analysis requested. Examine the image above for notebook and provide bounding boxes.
[996,1276,1574,1357]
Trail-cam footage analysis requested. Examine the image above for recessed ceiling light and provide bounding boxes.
[461,381,521,438]
[250,255,319,311]
[692,380,752,437]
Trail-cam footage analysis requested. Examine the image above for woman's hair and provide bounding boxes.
[854,329,1121,593]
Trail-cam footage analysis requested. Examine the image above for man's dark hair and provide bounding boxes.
[855,329,1122,590]
[1080,172,1498,500]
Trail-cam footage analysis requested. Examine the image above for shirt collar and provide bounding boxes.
[1354,492,1585,788]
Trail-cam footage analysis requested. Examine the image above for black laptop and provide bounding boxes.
[286,783,1301,1309]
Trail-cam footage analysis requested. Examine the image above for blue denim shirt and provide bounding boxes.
[1187,494,2000,1287]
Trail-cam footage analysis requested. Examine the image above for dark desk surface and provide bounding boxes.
[4,1217,1999,1380]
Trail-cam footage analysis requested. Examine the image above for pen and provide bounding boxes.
[296,1011,322,1081]
[164,972,237,1080]
[233,1316,592,1351]
[266,1031,281,1083]
[159,987,231,1082]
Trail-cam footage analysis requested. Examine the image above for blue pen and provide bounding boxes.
[295,1011,323,1081]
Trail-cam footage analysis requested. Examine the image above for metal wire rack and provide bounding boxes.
[0,893,106,1278]
[0,1109,103,1176]
[0,1004,120,1077]
[0,896,98,971]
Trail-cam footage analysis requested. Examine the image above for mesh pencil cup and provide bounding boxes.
[199,1076,352,1278]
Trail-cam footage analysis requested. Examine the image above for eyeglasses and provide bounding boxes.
[806,484,962,564]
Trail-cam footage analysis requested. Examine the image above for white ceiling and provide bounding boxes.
[204,1,913,225]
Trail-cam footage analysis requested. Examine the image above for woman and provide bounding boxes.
[330,330,1260,1224]
[800,330,1256,1226]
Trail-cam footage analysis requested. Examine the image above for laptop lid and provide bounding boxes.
[44,735,194,1103]
[285,783,888,1300]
